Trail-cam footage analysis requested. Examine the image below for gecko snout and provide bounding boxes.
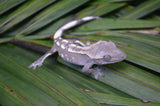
[120,52,127,60]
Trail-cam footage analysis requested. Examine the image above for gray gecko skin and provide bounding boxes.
[28,16,126,79]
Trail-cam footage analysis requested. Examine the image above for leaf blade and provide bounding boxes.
[0,0,57,34]
[121,0,160,19]
[75,18,160,31]
[17,0,90,36]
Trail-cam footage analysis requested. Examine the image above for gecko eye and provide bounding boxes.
[103,55,111,61]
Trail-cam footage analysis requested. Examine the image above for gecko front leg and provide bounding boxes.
[82,62,104,79]
[28,46,57,70]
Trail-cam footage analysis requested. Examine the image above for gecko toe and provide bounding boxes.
[33,66,37,70]
[93,71,104,79]
[28,64,35,70]
[92,67,104,79]
[28,62,42,70]
[28,64,33,69]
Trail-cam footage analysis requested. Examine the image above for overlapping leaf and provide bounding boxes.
[17,0,90,36]
[74,18,160,31]
[121,0,160,19]
[18,0,125,36]
[0,0,26,15]
[0,0,56,34]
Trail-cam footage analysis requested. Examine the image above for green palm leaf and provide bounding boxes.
[0,0,160,105]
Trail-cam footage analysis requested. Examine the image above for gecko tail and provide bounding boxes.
[54,16,101,39]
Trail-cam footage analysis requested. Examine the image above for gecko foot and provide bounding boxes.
[83,67,104,79]
[92,67,104,79]
[28,60,43,70]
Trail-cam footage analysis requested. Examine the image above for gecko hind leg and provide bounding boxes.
[28,47,57,70]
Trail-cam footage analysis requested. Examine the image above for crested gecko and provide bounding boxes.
[28,16,126,79]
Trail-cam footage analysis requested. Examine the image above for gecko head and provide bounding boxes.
[91,41,126,64]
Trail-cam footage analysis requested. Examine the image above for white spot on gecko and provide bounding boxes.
[75,40,85,46]
[56,41,60,46]
[62,39,68,43]
[61,44,65,49]
[69,44,76,47]
[68,47,73,52]
[67,45,82,53]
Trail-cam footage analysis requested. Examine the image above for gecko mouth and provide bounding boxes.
[111,54,126,63]
[104,52,127,64]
